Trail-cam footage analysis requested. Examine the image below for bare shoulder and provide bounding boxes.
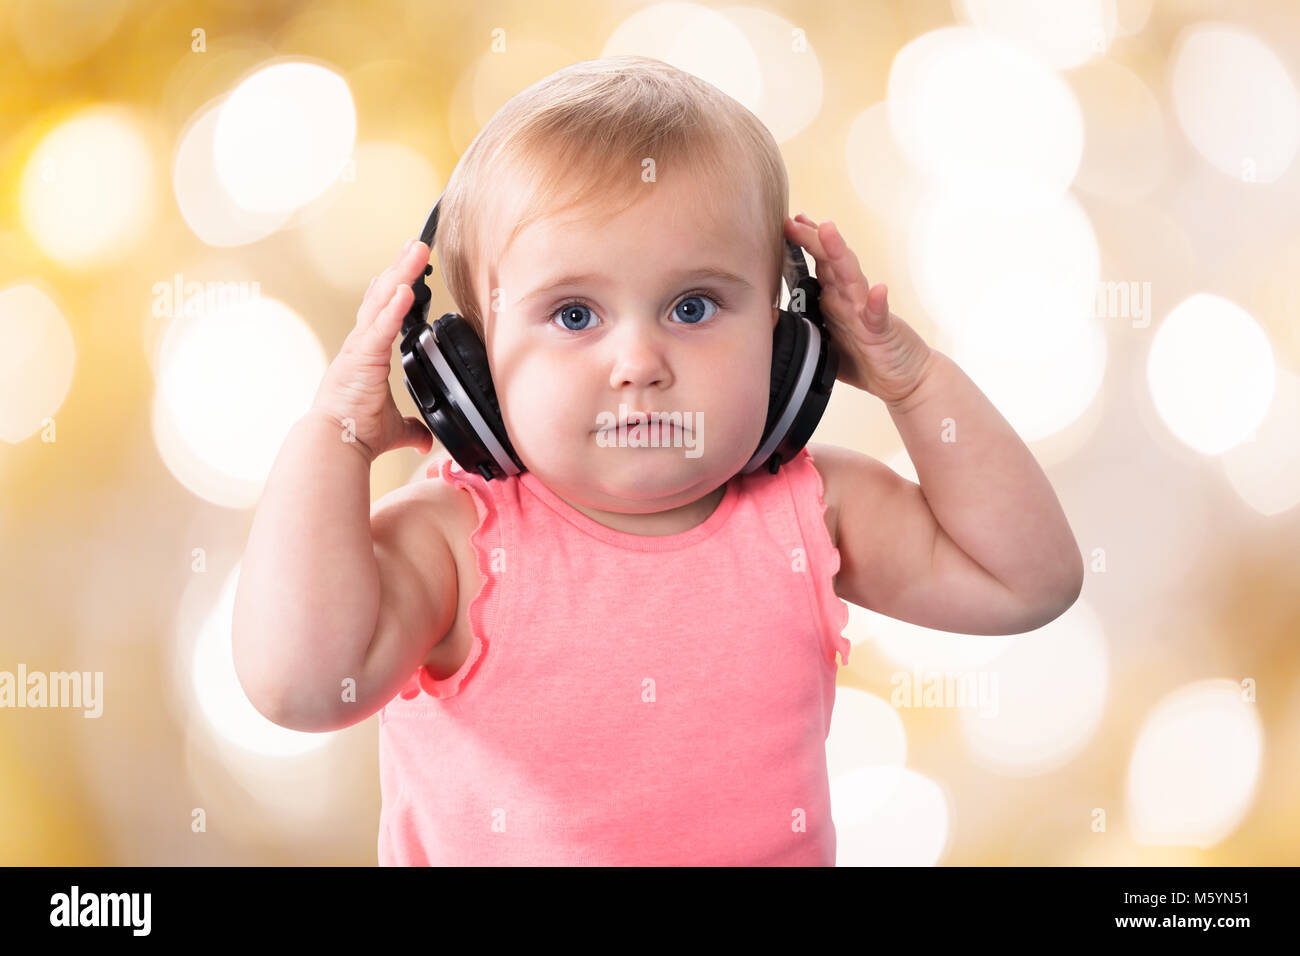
[805,442,907,549]
[370,460,480,545]
[366,462,478,628]
[369,460,482,676]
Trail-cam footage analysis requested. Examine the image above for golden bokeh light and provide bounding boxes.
[1146,292,1275,455]
[718,6,825,142]
[212,60,357,214]
[888,26,1085,213]
[151,295,326,507]
[1125,679,1263,848]
[603,3,763,112]
[0,282,76,443]
[826,687,908,784]
[173,96,294,246]
[1220,366,1300,516]
[831,765,952,866]
[955,0,1119,69]
[185,565,331,758]
[19,105,157,268]
[959,601,1110,776]
[1171,23,1300,184]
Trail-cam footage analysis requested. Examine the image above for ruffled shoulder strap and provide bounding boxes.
[780,446,852,667]
[394,456,506,700]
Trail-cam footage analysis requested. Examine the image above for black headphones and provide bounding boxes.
[399,195,838,482]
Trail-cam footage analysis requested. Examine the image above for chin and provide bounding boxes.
[589,455,707,501]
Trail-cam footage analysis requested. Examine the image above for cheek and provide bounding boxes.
[688,336,773,439]
[737,367,775,426]
[497,351,586,434]
[705,330,772,393]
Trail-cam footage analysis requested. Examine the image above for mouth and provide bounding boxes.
[597,413,690,435]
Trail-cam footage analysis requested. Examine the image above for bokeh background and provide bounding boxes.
[2,0,1298,865]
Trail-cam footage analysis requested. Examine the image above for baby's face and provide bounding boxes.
[478,172,779,515]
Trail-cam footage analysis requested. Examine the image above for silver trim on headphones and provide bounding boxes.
[415,325,521,477]
[740,319,821,475]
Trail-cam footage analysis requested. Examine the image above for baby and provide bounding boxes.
[232,56,1084,866]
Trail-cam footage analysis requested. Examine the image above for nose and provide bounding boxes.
[607,321,673,390]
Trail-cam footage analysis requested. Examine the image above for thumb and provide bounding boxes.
[398,415,434,455]
[864,283,890,333]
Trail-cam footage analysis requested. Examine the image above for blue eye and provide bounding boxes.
[552,302,597,332]
[547,292,723,333]
[673,295,718,324]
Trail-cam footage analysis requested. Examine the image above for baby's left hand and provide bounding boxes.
[785,213,936,407]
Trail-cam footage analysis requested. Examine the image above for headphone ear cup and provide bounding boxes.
[744,304,838,476]
[433,316,519,467]
[764,309,806,442]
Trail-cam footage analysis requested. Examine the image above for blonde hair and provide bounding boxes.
[433,55,794,340]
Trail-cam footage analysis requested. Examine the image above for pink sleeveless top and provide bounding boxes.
[376,446,851,866]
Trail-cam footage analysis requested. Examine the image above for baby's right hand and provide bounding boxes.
[311,238,435,463]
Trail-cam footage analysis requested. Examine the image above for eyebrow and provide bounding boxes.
[514,266,754,306]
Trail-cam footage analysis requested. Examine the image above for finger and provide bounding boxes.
[347,282,412,361]
[865,283,891,332]
[785,217,840,285]
[356,240,429,331]
[399,415,434,455]
[368,239,427,315]
[788,219,856,320]
[818,222,869,291]
[364,282,414,352]
[787,218,883,337]
[356,244,413,329]
[354,276,380,330]
[817,222,873,319]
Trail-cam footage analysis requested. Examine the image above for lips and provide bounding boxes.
[601,412,689,434]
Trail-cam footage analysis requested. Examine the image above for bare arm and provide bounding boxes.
[886,350,1084,612]
[232,409,387,729]
[815,353,1082,637]
[232,238,453,732]
[233,407,460,732]
[784,213,1083,633]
